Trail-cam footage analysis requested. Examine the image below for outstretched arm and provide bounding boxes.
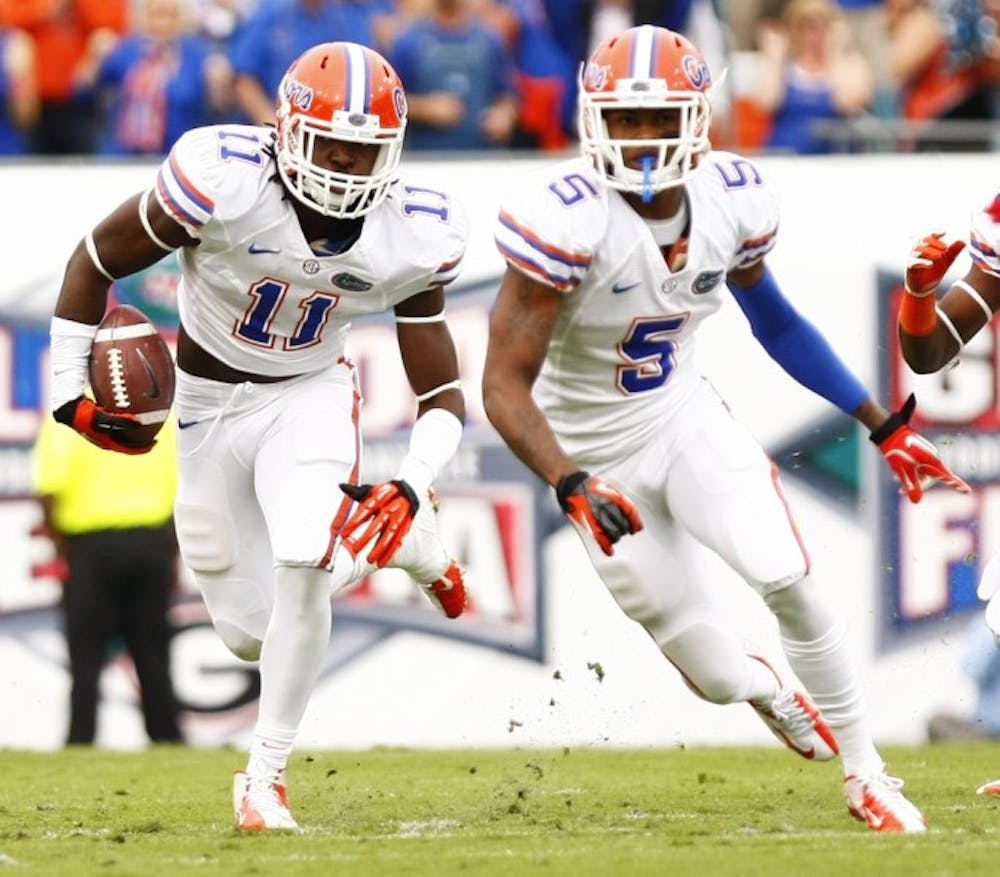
[727,259,968,502]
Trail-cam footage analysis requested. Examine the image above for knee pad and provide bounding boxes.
[175,501,237,573]
[213,619,262,662]
[661,621,756,705]
[763,575,837,643]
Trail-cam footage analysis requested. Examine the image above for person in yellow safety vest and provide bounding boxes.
[31,414,183,746]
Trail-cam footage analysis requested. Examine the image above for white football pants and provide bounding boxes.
[573,378,863,725]
[172,362,360,646]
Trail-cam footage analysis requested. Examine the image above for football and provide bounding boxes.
[88,304,175,445]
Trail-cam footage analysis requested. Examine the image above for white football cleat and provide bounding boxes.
[844,771,927,833]
[348,489,468,618]
[977,778,1000,796]
[748,654,839,761]
[233,769,299,832]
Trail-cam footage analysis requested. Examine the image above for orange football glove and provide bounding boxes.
[556,471,643,556]
[870,394,970,503]
[339,479,420,567]
[53,396,154,454]
[905,232,966,297]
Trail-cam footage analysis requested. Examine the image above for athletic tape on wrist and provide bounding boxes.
[49,316,99,410]
[898,290,938,336]
[395,408,463,497]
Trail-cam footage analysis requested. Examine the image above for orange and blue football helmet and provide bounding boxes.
[578,25,714,195]
[276,42,407,218]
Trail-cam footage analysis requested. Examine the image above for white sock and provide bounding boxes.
[248,724,297,777]
[249,565,332,775]
[780,625,883,776]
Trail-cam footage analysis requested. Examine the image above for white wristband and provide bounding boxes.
[49,316,98,410]
[395,408,463,498]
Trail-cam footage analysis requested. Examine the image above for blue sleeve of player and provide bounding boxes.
[727,267,868,416]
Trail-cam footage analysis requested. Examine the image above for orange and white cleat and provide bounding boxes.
[977,778,1000,796]
[385,490,468,618]
[233,769,299,832]
[844,771,926,833]
[420,561,468,619]
[748,655,839,761]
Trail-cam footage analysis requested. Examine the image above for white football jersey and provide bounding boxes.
[970,193,1000,278]
[155,124,467,376]
[494,152,777,461]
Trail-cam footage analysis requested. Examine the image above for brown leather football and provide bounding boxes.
[88,304,175,444]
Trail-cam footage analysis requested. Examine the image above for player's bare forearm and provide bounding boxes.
[899,266,1000,374]
[486,385,576,486]
[898,325,958,375]
[483,269,577,486]
[850,398,891,433]
[396,288,466,422]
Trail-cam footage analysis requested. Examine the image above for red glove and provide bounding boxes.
[870,394,970,503]
[905,232,966,296]
[556,470,643,556]
[339,479,420,566]
[53,396,154,454]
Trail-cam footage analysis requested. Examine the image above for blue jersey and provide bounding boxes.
[389,19,515,151]
[0,31,27,156]
[230,0,386,101]
[96,34,218,155]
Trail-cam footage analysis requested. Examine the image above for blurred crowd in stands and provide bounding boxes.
[0,0,998,158]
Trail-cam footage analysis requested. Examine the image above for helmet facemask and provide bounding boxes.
[276,103,404,219]
[579,77,712,200]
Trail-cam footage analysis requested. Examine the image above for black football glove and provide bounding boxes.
[555,470,643,556]
[53,396,154,455]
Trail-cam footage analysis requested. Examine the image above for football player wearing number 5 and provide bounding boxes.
[48,42,469,831]
[897,212,1000,798]
[484,25,968,833]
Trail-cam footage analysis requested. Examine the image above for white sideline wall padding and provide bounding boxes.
[0,153,989,751]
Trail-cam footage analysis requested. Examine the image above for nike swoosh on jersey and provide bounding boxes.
[136,348,161,399]
[248,243,281,255]
[612,281,641,294]
[177,419,201,429]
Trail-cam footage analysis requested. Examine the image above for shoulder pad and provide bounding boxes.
[384,179,470,288]
[494,160,605,291]
[155,125,274,236]
[699,151,779,270]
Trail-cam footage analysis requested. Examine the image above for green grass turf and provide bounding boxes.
[1,743,999,876]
